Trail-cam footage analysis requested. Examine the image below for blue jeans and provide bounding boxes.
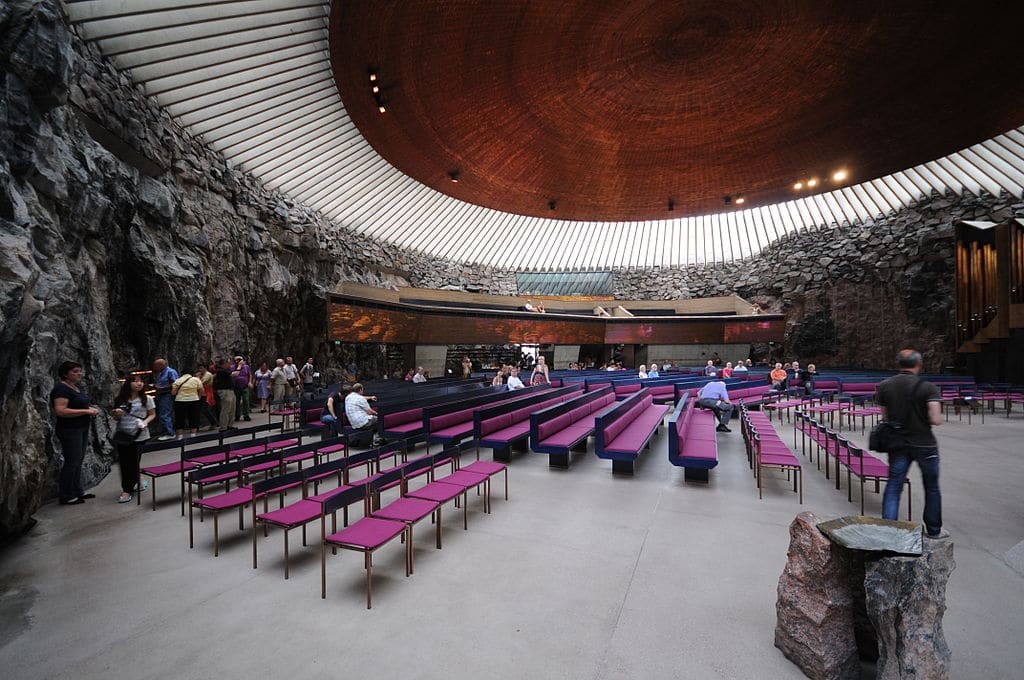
[155,392,175,436]
[883,446,941,535]
[697,398,734,426]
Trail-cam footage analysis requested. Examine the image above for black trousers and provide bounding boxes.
[116,441,142,494]
[56,427,89,501]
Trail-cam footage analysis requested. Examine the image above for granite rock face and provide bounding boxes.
[865,539,955,679]
[775,512,862,680]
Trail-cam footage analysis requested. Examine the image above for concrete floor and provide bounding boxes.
[2,409,1023,680]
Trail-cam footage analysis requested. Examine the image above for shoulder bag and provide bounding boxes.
[868,378,922,453]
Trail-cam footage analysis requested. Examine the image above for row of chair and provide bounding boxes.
[186,440,508,608]
[739,406,803,503]
[793,411,911,519]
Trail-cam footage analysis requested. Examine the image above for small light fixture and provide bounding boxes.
[378,104,386,113]
[833,170,848,182]
[736,196,746,205]
[667,199,675,211]
[448,171,460,183]
[807,178,818,188]
[369,73,377,82]
[793,182,803,190]
[548,200,557,210]
[372,85,380,93]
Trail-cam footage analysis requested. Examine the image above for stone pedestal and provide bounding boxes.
[775,512,955,680]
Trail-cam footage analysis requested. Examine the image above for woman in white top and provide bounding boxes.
[111,374,155,503]
[638,364,648,379]
[530,356,549,385]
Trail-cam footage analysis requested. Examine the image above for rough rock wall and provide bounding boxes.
[615,192,1024,369]
[0,1,520,538]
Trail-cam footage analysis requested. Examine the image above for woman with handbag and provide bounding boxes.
[111,373,155,504]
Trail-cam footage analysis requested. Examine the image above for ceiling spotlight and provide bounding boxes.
[833,170,848,182]
[736,197,746,205]
[378,104,386,113]
[372,85,380,93]
[448,171,460,183]
[667,199,675,211]
[807,178,818,188]
[723,195,732,205]
[548,200,557,210]
[793,182,803,190]
[369,73,377,82]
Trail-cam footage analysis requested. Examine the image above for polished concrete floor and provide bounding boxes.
[2,409,1023,680]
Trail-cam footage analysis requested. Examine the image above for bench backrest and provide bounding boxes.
[667,394,691,464]
[595,389,655,453]
[531,386,615,441]
[474,385,583,438]
[424,385,550,433]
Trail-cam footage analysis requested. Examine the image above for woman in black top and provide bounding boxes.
[50,361,100,505]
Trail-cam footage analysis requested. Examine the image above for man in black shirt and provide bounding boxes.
[874,349,947,539]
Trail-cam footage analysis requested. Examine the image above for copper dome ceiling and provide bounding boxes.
[331,1,1024,221]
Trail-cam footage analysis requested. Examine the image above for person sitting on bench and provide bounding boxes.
[697,380,734,433]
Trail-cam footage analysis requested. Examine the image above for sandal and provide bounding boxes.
[118,493,133,504]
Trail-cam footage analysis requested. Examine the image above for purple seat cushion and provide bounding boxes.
[258,499,322,527]
[462,461,506,476]
[267,438,298,450]
[325,516,406,549]
[406,481,465,503]
[373,497,439,523]
[435,470,488,489]
[232,444,266,457]
[193,486,254,510]
[142,461,198,476]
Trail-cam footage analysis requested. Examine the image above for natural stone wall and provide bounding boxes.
[614,192,1024,370]
[0,0,519,538]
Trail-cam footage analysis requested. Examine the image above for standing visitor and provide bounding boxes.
[171,370,204,437]
[530,356,550,385]
[254,362,271,413]
[50,361,100,505]
[282,356,300,398]
[301,357,315,391]
[270,358,287,407]
[213,359,236,432]
[152,358,178,440]
[111,374,155,503]
[194,365,218,429]
[875,350,947,539]
[232,356,252,422]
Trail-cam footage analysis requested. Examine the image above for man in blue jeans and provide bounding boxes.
[152,358,179,440]
[875,349,948,539]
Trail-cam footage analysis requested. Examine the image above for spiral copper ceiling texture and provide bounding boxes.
[331,1,1024,221]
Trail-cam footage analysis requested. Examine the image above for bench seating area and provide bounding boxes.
[530,387,618,467]
[667,394,720,483]
[594,388,669,474]
[423,385,551,453]
[475,385,584,461]
[378,385,507,444]
[726,381,775,407]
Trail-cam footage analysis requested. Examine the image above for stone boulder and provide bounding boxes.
[865,539,955,679]
[774,511,861,680]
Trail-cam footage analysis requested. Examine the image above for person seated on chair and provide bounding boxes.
[647,363,660,378]
[322,386,350,436]
[704,360,717,377]
[506,367,526,390]
[344,383,382,445]
[697,380,734,432]
[732,360,748,377]
[769,362,788,390]
[800,363,819,395]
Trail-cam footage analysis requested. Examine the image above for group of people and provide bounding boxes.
[704,358,753,378]
[768,360,818,393]
[322,382,384,446]
[49,355,317,506]
[488,356,549,388]
[153,355,317,439]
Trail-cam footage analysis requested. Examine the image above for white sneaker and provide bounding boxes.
[158,435,175,441]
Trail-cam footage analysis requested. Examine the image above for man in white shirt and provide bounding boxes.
[344,383,382,444]
[282,356,300,397]
[506,367,525,390]
[412,366,427,383]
